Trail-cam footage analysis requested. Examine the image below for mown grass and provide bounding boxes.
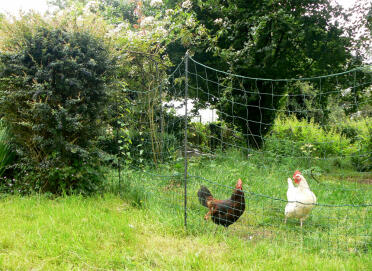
[0,150,371,270]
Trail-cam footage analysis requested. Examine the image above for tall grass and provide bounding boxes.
[0,116,370,269]
[108,148,371,256]
[0,150,370,269]
[0,194,370,270]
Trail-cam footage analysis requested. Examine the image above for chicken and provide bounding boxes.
[197,179,245,227]
[284,170,317,227]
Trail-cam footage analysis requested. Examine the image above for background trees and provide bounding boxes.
[164,0,369,146]
[0,0,370,193]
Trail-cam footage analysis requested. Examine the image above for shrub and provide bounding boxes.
[265,115,356,158]
[123,131,179,166]
[334,118,370,143]
[0,122,15,177]
[188,122,210,151]
[0,15,114,194]
[351,127,372,172]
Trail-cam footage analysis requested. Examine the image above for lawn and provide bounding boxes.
[0,151,371,270]
[0,194,370,271]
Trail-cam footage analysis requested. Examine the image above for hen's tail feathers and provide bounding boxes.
[197,185,213,207]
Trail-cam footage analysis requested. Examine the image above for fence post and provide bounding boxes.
[115,90,122,194]
[184,52,189,228]
[157,62,164,163]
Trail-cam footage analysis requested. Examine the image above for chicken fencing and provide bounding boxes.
[109,52,372,254]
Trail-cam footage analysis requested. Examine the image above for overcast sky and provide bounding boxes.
[0,0,361,15]
[0,0,50,15]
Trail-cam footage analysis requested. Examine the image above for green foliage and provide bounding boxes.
[0,123,15,177]
[188,120,244,152]
[2,159,103,194]
[265,115,356,157]
[264,115,371,172]
[165,0,365,147]
[335,118,370,143]
[286,81,326,123]
[188,122,210,150]
[123,130,179,166]
[350,126,372,172]
[0,15,114,194]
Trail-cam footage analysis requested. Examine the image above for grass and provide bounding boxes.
[0,194,370,270]
[0,150,371,270]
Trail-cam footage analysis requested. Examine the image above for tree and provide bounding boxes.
[166,0,364,147]
[0,14,115,194]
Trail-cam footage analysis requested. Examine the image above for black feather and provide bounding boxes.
[197,185,213,207]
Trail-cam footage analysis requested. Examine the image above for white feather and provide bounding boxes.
[285,174,316,223]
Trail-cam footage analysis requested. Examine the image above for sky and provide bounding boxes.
[0,0,361,15]
[0,0,50,15]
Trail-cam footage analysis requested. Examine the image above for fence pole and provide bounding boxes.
[115,90,122,194]
[184,52,189,228]
[157,62,164,163]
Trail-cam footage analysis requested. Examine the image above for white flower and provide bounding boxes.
[214,18,223,25]
[341,87,351,96]
[150,0,163,7]
[76,16,84,24]
[141,16,155,27]
[186,17,195,27]
[106,23,128,38]
[155,26,168,36]
[165,9,174,16]
[182,0,192,9]
[115,22,128,32]
[106,126,113,135]
[197,27,205,36]
[83,0,100,13]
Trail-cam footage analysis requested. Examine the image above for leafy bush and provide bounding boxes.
[264,115,372,171]
[188,122,210,151]
[0,15,114,194]
[265,115,356,158]
[351,127,372,172]
[0,123,15,177]
[208,121,244,151]
[334,118,370,143]
[123,131,179,166]
[187,121,244,153]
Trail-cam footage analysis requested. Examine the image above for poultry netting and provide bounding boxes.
[109,54,372,254]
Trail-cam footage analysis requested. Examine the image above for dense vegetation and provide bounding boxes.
[0,15,115,193]
[0,0,369,192]
[0,151,370,269]
[0,1,371,269]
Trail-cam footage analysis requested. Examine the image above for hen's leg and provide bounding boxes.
[204,207,214,220]
[204,210,211,220]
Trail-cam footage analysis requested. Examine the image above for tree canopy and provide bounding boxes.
[163,0,367,146]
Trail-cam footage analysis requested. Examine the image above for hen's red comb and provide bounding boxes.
[293,170,301,179]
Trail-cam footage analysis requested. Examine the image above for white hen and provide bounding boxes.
[285,170,316,227]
